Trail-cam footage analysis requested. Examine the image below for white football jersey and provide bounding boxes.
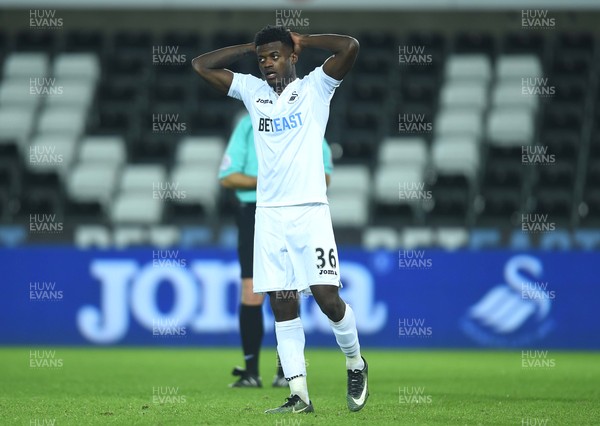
[228,66,341,207]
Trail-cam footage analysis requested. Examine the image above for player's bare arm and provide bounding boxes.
[220,173,257,190]
[289,32,359,81]
[191,43,255,94]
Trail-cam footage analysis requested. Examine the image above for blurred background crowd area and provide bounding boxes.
[1,5,599,249]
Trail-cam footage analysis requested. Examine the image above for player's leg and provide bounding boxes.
[265,289,313,413]
[305,203,369,411]
[230,202,264,388]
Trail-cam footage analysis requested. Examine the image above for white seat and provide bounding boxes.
[491,81,539,111]
[432,136,479,179]
[67,163,120,205]
[74,225,111,249]
[327,165,370,195]
[44,80,95,108]
[445,55,492,83]
[149,226,181,248]
[3,53,49,80]
[328,193,368,226]
[176,136,225,165]
[120,164,167,192]
[486,107,534,146]
[53,53,100,82]
[0,79,41,108]
[401,227,435,249]
[378,137,428,167]
[435,108,483,139]
[363,227,400,250]
[375,165,423,204]
[27,134,78,176]
[440,81,488,110]
[111,192,163,225]
[170,165,219,213]
[79,136,126,165]
[37,107,86,137]
[496,55,542,82]
[0,107,36,149]
[113,227,148,248]
[436,228,469,250]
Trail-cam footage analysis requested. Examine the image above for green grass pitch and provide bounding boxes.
[1,348,598,425]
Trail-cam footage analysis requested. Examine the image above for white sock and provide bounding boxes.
[289,376,309,404]
[275,317,309,403]
[329,304,364,371]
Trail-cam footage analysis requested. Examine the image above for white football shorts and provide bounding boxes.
[253,202,341,294]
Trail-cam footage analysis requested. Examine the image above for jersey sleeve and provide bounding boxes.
[227,72,264,105]
[218,115,253,179]
[322,138,333,175]
[308,66,342,105]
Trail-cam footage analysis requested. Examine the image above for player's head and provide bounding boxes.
[254,25,297,90]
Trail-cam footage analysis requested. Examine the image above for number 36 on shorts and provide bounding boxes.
[315,247,338,276]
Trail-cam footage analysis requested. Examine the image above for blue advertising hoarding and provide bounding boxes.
[0,247,597,349]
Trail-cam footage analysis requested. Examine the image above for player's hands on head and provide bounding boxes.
[289,31,304,56]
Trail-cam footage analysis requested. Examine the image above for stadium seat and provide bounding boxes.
[486,107,534,146]
[175,136,224,165]
[169,164,220,215]
[111,191,163,225]
[119,164,167,193]
[27,134,78,177]
[436,227,469,249]
[444,54,492,82]
[44,80,95,108]
[491,81,539,111]
[0,79,42,108]
[439,81,488,110]
[378,137,428,168]
[362,227,400,250]
[327,165,371,195]
[432,136,479,180]
[328,193,369,227]
[3,53,50,80]
[74,225,111,248]
[67,163,120,206]
[0,107,36,150]
[496,55,542,82]
[400,227,435,249]
[435,108,483,139]
[79,136,127,165]
[149,226,181,248]
[37,107,87,137]
[375,164,424,204]
[113,226,148,248]
[53,53,101,82]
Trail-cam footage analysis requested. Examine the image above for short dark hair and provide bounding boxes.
[254,25,293,49]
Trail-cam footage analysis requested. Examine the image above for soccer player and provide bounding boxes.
[219,113,333,388]
[193,26,368,414]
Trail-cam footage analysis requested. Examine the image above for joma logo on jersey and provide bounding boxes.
[319,269,337,276]
[258,112,303,132]
[256,98,273,104]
